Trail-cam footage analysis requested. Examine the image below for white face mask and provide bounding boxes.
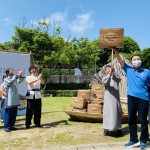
[132,60,142,69]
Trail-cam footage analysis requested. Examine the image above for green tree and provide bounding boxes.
[118,36,140,53]
[141,48,150,68]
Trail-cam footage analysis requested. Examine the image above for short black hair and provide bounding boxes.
[105,65,111,69]
[6,68,13,76]
[2,75,7,80]
[130,55,141,60]
[29,66,37,73]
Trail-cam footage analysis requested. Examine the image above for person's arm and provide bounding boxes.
[39,78,45,85]
[102,74,111,86]
[113,48,124,68]
[112,72,121,83]
[17,77,25,84]
[148,71,150,93]
[4,76,18,85]
[26,76,39,84]
[26,73,42,84]
[38,73,45,85]
[26,73,45,84]
[0,83,6,96]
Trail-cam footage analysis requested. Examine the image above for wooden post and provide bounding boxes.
[112,48,114,66]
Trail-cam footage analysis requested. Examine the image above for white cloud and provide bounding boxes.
[30,11,67,27]
[3,17,13,26]
[29,11,94,36]
[68,11,94,34]
[50,12,67,22]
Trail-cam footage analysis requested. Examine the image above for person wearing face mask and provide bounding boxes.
[113,48,150,150]
[4,68,25,132]
[102,65,122,136]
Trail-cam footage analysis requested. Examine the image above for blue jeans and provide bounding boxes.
[127,95,149,143]
[1,99,5,121]
[4,107,18,129]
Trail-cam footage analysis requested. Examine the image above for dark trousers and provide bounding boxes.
[127,95,149,143]
[1,99,5,121]
[4,107,18,129]
[25,98,42,126]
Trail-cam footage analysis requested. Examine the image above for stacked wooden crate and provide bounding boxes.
[87,84,104,114]
[71,84,104,114]
[71,90,91,112]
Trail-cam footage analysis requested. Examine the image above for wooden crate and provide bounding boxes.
[91,84,104,95]
[87,104,102,114]
[71,97,86,109]
[99,28,124,48]
[93,93,104,99]
[93,98,103,104]
[77,90,91,102]
[73,108,87,112]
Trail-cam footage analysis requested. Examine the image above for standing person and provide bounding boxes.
[0,75,7,123]
[25,66,45,129]
[4,68,24,132]
[114,48,150,149]
[102,65,122,136]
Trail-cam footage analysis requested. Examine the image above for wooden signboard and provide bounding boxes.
[99,28,124,48]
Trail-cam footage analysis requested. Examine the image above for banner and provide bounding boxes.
[0,51,30,115]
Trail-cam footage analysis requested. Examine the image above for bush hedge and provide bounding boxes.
[44,83,89,90]
[42,68,95,76]
[42,90,77,97]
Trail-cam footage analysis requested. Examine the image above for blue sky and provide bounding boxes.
[0,0,150,50]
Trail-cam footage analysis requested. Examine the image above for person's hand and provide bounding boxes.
[18,70,23,77]
[112,47,117,52]
[38,73,42,80]
[110,66,114,73]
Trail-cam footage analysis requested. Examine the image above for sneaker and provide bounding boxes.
[1,119,4,123]
[124,141,140,148]
[4,128,11,132]
[140,142,147,150]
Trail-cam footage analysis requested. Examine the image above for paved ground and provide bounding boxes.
[33,142,150,150]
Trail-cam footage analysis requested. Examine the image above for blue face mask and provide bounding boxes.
[132,60,142,69]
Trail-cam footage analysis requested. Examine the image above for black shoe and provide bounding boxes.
[4,128,11,132]
[35,124,42,128]
[10,127,18,130]
[104,129,109,136]
[116,130,122,136]
[26,125,30,129]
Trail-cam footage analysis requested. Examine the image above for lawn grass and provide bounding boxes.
[0,97,143,149]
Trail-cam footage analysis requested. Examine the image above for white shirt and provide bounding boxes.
[26,75,42,99]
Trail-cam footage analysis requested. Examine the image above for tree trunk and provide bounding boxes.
[69,65,71,83]
[87,63,91,76]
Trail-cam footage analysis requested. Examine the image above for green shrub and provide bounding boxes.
[45,83,89,90]
[42,90,77,97]
[41,68,95,76]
